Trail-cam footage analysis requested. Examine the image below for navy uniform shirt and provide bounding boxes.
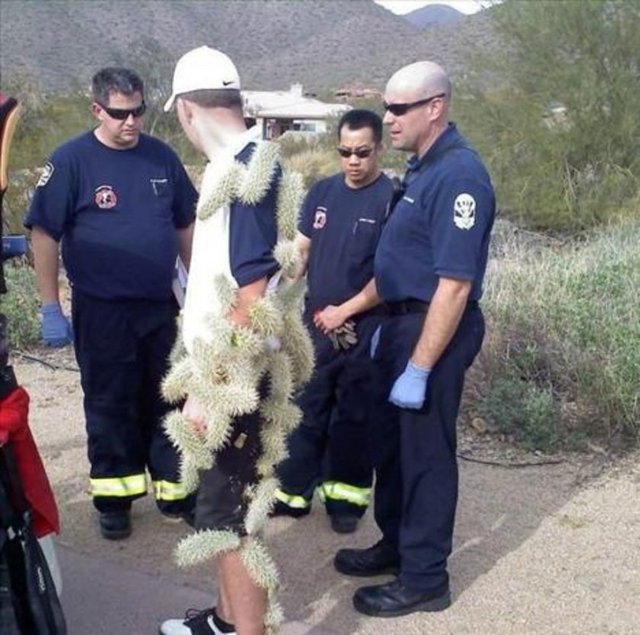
[25,131,197,300]
[229,142,280,286]
[375,124,495,303]
[299,172,394,312]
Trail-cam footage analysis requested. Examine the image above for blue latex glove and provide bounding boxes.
[370,325,381,359]
[40,303,73,347]
[389,360,431,409]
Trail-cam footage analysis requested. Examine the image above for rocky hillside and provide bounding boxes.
[0,0,497,94]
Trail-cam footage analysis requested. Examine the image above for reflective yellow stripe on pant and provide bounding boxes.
[152,479,188,501]
[89,474,147,498]
[275,488,311,510]
[319,481,371,508]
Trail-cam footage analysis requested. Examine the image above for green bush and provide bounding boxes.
[0,262,40,349]
[479,377,559,451]
[480,218,640,447]
[279,139,337,189]
[2,168,39,235]
[456,0,640,233]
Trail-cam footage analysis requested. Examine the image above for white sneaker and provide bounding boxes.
[159,608,236,635]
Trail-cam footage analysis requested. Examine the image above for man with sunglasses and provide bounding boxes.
[272,109,394,535]
[334,62,495,617]
[25,67,198,540]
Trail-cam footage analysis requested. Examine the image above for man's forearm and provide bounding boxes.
[228,277,269,328]
[177,223,194,270]
[291,232,310,282]
[411,278,472,369]
[339,278,381,320]
[292,251,309,283]
[313,278,381,333]
[31,227,61,304]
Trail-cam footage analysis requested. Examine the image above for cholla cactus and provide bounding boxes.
[244,477,279,534]
[162,138,313,633]
[276,170,305,240]
[197,162,242,220]
[176,529,241,567]
[240,142,280,204]
[273,240,300,279]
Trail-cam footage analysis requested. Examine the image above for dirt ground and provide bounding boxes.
[12,346,640,635]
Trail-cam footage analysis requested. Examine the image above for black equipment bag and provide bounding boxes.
[0,444,67,634]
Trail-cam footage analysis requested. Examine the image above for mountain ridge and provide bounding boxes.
[0,0,495,95]
[404,3,465,29]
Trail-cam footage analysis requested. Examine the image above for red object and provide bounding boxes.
[0,386,60,537]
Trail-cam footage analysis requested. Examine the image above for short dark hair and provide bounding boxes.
[91,67,144,105]
[177,88,243,113]
[337,109,383,144]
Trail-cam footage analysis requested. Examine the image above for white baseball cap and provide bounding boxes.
[163,46,241,111]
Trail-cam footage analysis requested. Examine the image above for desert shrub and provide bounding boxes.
[0,262,40,349]
[279,141,337,189]
[2,168,40,235]
[479,217,640,448]
[478,376,559,451]
[457,0,640,233]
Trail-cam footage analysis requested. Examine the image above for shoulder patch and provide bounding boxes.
[36,162,54,188]
[453,193,476,230]
[313,207,327,229]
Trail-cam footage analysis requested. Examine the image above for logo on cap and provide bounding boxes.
[163,46,241,111]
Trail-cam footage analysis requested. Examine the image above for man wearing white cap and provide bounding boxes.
[159,47,313,635]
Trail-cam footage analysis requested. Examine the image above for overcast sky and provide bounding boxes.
[375,0,484,15]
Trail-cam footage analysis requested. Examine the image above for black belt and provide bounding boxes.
[386,300,429,315]
[386,299,479,315]
[360,305,389,318]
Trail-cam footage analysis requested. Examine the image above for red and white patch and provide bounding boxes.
[313,208,327,229]
[94,185,118,209]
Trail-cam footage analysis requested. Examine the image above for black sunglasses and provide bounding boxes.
[383,93,445,117]
[98,100,147,120]
[337,146,374,159]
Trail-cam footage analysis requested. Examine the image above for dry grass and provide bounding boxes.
[479,219,640,448]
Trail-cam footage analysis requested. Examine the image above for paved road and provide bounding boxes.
[54,456,640,635]
[58,546,333,634]
[18,358,640,635]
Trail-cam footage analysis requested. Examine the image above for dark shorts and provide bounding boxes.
[194,407,264,534]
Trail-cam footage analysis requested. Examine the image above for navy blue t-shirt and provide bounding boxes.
[299,172,394,312]
[229,142,280,286]
[375,124,495,303]
[25,131,197,300]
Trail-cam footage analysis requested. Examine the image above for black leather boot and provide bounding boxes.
[334,539,400,576]
[99,510,131,540]
[353,579,451,617]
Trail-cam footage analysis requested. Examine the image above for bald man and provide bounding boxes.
[333,61,495,617]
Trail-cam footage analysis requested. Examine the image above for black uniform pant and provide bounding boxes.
[72,290,193,515]
[277,314,380,518]
[369,304,485,592]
